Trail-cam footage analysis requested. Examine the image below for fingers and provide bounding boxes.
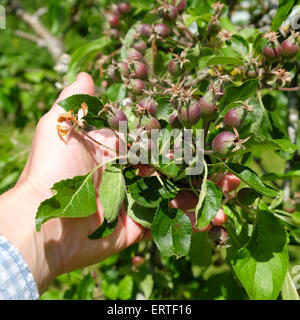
[51,72,95,114]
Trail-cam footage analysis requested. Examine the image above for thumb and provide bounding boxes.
[51,72,95,114]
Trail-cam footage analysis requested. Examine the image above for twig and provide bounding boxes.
[10,0,64,64]
[14,30,44,46]
[264,84,300,92]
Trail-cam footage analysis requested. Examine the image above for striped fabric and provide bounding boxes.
[0,234,39,300]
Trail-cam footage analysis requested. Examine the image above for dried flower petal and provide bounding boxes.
[57,110,76,123]
[57,124,73,142]
[77,102,88,121]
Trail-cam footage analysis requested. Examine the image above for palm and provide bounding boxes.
[20,73,146,275]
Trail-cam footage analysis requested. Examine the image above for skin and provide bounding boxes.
[0,72,195,295]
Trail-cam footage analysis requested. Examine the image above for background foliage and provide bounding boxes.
[1,0,300,300]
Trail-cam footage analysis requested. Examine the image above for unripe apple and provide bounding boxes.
[224,107,247,129]
[212,131,236,156]
[139,24,153,38]
[128,48,144,61]
[107,65,121,82]
[216,172,241,193]
[107,13,120,28]
[154,23,171,38]
[158,5,178,21]
[134,164,155,177]
[169,112,182,129]
[208,225,229,245]
[262,45,282,62]
[138,98,158,116]
[281,39,299,59]
[199,91,218,121]
[168,59,185,76]
[118,2,131,15]
[110,29,120,39]
[177,100,202,128]
[107,107,128,130]
[133,39,147,54]
[208,18,221,35]
[211,208,227,225]
[129,79,145,95]
[142,116,161,131]
[132,61,148,79]
[117,62,129,77]
[172,0,187,13]
[132,255,145,267]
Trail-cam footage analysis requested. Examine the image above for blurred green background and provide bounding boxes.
[1,0,300,300]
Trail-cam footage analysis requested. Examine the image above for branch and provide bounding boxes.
[10,0,64,64]
[264,84,300,92]
[14,30,46,47]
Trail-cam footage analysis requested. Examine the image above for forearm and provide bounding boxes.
[0,181,58,294]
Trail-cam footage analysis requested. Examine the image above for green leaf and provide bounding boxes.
[198,47,214,70]
[35,173,97,232]
[272,139,298,153]
[58,94,105,128]
[230,35,249,58]
[242,136,297,154]
[190,232,212,267]
[99,165,126,223]
[102,282,119,300]
[77,274,95,300]
[223,204,243,236]
[152,200,192,257]
[281,271,300,300]
[220,16,236,32]
[232,211,289,300]
[126,192,156,229]
[121,27,137,60]
[152,156,180,178]
[207,56,244,66]
[196,180,222,229]
[88,218,118,239]
[262,170,300,181]
[67,37,111,82]
[118,275,134,300]
[128,176,178,208]
[226,163,278,198]
[156,99,173,121]
[271,0,295,31]
[130,0,155,11]
[139,274,154,299]
[220,79,258,111]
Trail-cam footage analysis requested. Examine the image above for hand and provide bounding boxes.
[0,72,197,294]
[0,73,148,294]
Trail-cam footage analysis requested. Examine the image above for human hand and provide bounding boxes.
[0,73,149,294]
[0,72,200,294]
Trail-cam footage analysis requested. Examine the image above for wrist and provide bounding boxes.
[0,180,60,294]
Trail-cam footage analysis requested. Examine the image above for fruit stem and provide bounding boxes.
[203,120,211,143]
[257,90,272,128]
[147,80,168,90]
[81,129,118,153]
[154,171,171,207]
[188,175,199,197]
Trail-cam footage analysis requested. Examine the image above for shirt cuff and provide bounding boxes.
[0,233,39,300]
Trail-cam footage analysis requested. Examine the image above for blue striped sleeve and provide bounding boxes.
[0,234,39,300]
